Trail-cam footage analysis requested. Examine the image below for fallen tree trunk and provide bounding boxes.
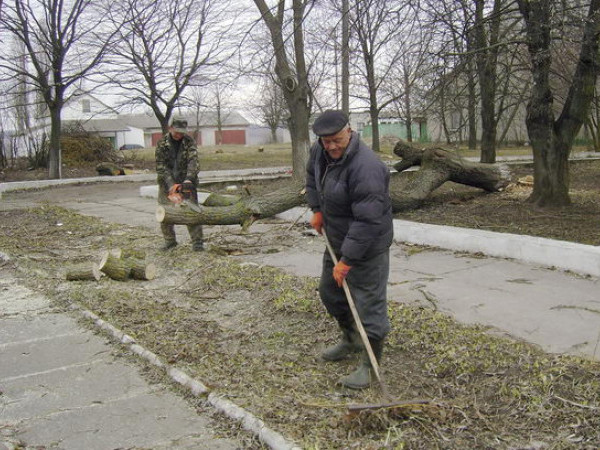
[389,142,511,211]
[157,181,305,230]
[157,141,511,227]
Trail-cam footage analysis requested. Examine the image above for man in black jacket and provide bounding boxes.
[305,109,393,389]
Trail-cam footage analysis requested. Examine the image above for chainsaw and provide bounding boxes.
[167,181,195,204]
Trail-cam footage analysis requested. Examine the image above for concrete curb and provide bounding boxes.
[274,207,600,279]
[72,304,302,450]
[392,219,600,278]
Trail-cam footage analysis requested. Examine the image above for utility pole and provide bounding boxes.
[341,0,349,116]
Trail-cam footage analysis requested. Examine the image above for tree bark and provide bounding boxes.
[253,0,312,180]
[98,249,156,281]
[157,141,511,227]
[517,0,600,207]
[66,263,102,281]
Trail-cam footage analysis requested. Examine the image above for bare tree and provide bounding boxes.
[471,0,524,163]
[382,11,434,144]
[252,0,312,179]
[347,0,408,152]
[341,0,350,115]
[516,0,600,207]
[255,78,288,143]
[0,0,118,179]
[421,0,523,155]
[105,0,231,134]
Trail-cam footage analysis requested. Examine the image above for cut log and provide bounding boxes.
[121,248,147,260]
[203,193,242,207]
[128,259,157,280]
[157,181,305,229]
[96,162,125,176]
[98,250,130,281]
[66,263,102,281]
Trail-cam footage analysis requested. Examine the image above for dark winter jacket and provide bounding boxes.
[305,132,393,264]
[155,133,199,193]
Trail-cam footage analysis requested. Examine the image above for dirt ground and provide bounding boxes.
[2,158,600,449]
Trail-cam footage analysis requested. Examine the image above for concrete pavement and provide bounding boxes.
[0,266,245,450]
[1,170,600,449]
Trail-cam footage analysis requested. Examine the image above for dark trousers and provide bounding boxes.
[319,249,390,341]
[158,188,204,245]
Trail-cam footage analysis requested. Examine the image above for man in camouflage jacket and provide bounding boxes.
[155,116,204,251]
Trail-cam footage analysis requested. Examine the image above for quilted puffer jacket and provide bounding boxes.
[305,131,393,264]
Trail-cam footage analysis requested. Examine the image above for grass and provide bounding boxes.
[2,205,599,449]
[121,141,597,171]
[121,143,294,171]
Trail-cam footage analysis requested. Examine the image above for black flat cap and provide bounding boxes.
[312,110,349,136]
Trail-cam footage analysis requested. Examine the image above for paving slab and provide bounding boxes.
[0,272,243,450]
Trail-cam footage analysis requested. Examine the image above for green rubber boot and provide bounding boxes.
[339,338,384,390]
[321,326,362,361]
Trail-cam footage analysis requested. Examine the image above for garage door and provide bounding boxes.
[215,129,246,145]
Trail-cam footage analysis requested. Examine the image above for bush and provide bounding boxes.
[61,123,117,165]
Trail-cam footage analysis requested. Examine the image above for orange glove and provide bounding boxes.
[333,261,352,287]
[310,211,323,234]
[167,183,183,204]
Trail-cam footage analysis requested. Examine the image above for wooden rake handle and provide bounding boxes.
[322,229,389,396]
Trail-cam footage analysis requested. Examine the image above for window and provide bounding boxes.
[82,99,91,113]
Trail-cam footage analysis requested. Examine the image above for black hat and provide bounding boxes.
[312,110,349,136]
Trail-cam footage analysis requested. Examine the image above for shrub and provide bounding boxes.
[61,122,117,165]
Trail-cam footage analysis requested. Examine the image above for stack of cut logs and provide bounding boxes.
[66,248,157,282]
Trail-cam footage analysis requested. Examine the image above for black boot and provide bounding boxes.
[160,240,177,251]
[321,325,362,361]
[339,337,384,389]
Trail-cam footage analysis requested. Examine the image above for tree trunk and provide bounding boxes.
[253,0,312,181]
[474,0,501,163]
[48,106,62,179]
[404,68,413,142]
[157,141,511,227]
[517,0,600,207]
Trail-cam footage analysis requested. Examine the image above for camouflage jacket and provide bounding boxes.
[155,132,199,193]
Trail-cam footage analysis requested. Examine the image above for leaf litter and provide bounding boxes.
[1,202,599,449]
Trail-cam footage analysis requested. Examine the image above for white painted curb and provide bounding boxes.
[392,220,600,278]
[277,207,600,279]
[74,305,301,450]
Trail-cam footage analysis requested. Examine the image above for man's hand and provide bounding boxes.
[181,180,195,200]
[310,211,324,234]
[333,261,352,287]
[168,183,183,204]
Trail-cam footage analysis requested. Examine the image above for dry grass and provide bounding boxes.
[1,205,599,449]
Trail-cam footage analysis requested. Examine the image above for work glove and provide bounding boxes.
[333,260,352,287]
[167,183,183,204]
[181,180,195,200]
[310,211,324,234]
